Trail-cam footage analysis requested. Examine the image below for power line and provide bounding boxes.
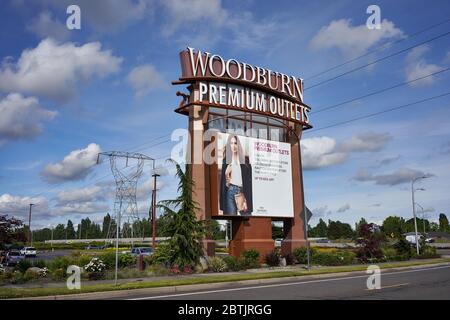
[29,133,173,199]
[305,30,450,91]
[311,67,450,114]
[304,18,450,81]
[307,91,450,133]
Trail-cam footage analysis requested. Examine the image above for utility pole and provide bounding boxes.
[28,203,34,246]
[411,176,429,255]
[152,172,160,250]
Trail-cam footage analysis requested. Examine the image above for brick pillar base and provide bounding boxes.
[230,218,274,262]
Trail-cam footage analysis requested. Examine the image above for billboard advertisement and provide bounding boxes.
[216,133,294,218]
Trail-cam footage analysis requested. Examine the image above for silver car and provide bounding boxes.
[6,250,24,266]
[130,247,154,256]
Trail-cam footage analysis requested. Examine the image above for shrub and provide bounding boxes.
[208,256,228,272]
[84,257,106,273]
[265,250,281,267]
[283,253,295,266]
[381,247,397,259]
[223,256,244,271]
[416,245,440,259]
[313,251,356,266]
[98,252,116,269]
[32,259,47,269]
[356,223,384,262]
[293,247,311,264]
[119,253,137,268]
[143,255,155,267]
[49,256,76,272]
[241,249,260,269]
[15,259,32,273]
[394,238,412,259]
[10,270,25,284]
[50,268,66,281]
[152,243,174,267]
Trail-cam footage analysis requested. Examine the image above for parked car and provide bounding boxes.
[20,247,37,257]
[5,250,25,266]
[85,245,102,250]
[130,247,154,256]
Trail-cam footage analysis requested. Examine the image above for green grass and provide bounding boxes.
[1,258,449,299]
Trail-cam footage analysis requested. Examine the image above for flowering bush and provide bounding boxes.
[84,257,106,273]
[38,267,48,278]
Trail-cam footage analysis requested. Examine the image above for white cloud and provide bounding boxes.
[26,11,70,41]
[0,38,123,102]
[405,45,442,87]
[311,205,332,218]
[0,193,50,221]
[127,64,167,98]
[137,179,165,201]
[0,93,56,146]
[302,132,391,170]
[41,143,102,183]
[55,202,109,215]
[339,132,391,152]
[161,0,227,35]
[38,0,153,32]
[301,137,347,170]
[337,204,351,213]
[310,18,404,57]
[354,168,433,186]
[160,1,289,52]
[57,186,104,204]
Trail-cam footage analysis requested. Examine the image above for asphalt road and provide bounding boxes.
[118,264,450,300]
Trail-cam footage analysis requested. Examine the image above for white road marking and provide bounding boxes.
[127,264,450,300]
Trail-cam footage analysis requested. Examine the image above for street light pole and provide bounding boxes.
[28,203,34,246]
[415,203,426,234]
[411,176,429,255]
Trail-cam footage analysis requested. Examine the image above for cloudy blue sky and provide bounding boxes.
[0,0,449,230]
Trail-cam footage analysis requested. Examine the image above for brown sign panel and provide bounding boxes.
[177,48,308,107]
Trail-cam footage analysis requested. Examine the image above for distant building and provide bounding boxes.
[426,231,450,241]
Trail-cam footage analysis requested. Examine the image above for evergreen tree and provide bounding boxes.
[315,218,328,237]
[439,213,449,233]
[53,224,66,240]
[66,220,76,239]
[157,161,208,268]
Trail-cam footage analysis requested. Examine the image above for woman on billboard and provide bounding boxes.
[219,134,253,215]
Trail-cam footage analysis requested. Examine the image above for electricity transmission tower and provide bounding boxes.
[97,151,154,244]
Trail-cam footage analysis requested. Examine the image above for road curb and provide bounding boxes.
[11,261,450,300]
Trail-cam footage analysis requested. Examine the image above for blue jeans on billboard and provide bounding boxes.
[225,184,241,215]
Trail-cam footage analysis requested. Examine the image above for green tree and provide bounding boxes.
[53,223,66,240]
[0,215,27,248]
[382,216,406,238]
[157,161,208,268]
[327,220,354,240]
[66,220,76,239]
[309,219,328,237]
[439,213,449,232]
[355,218,368,238]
